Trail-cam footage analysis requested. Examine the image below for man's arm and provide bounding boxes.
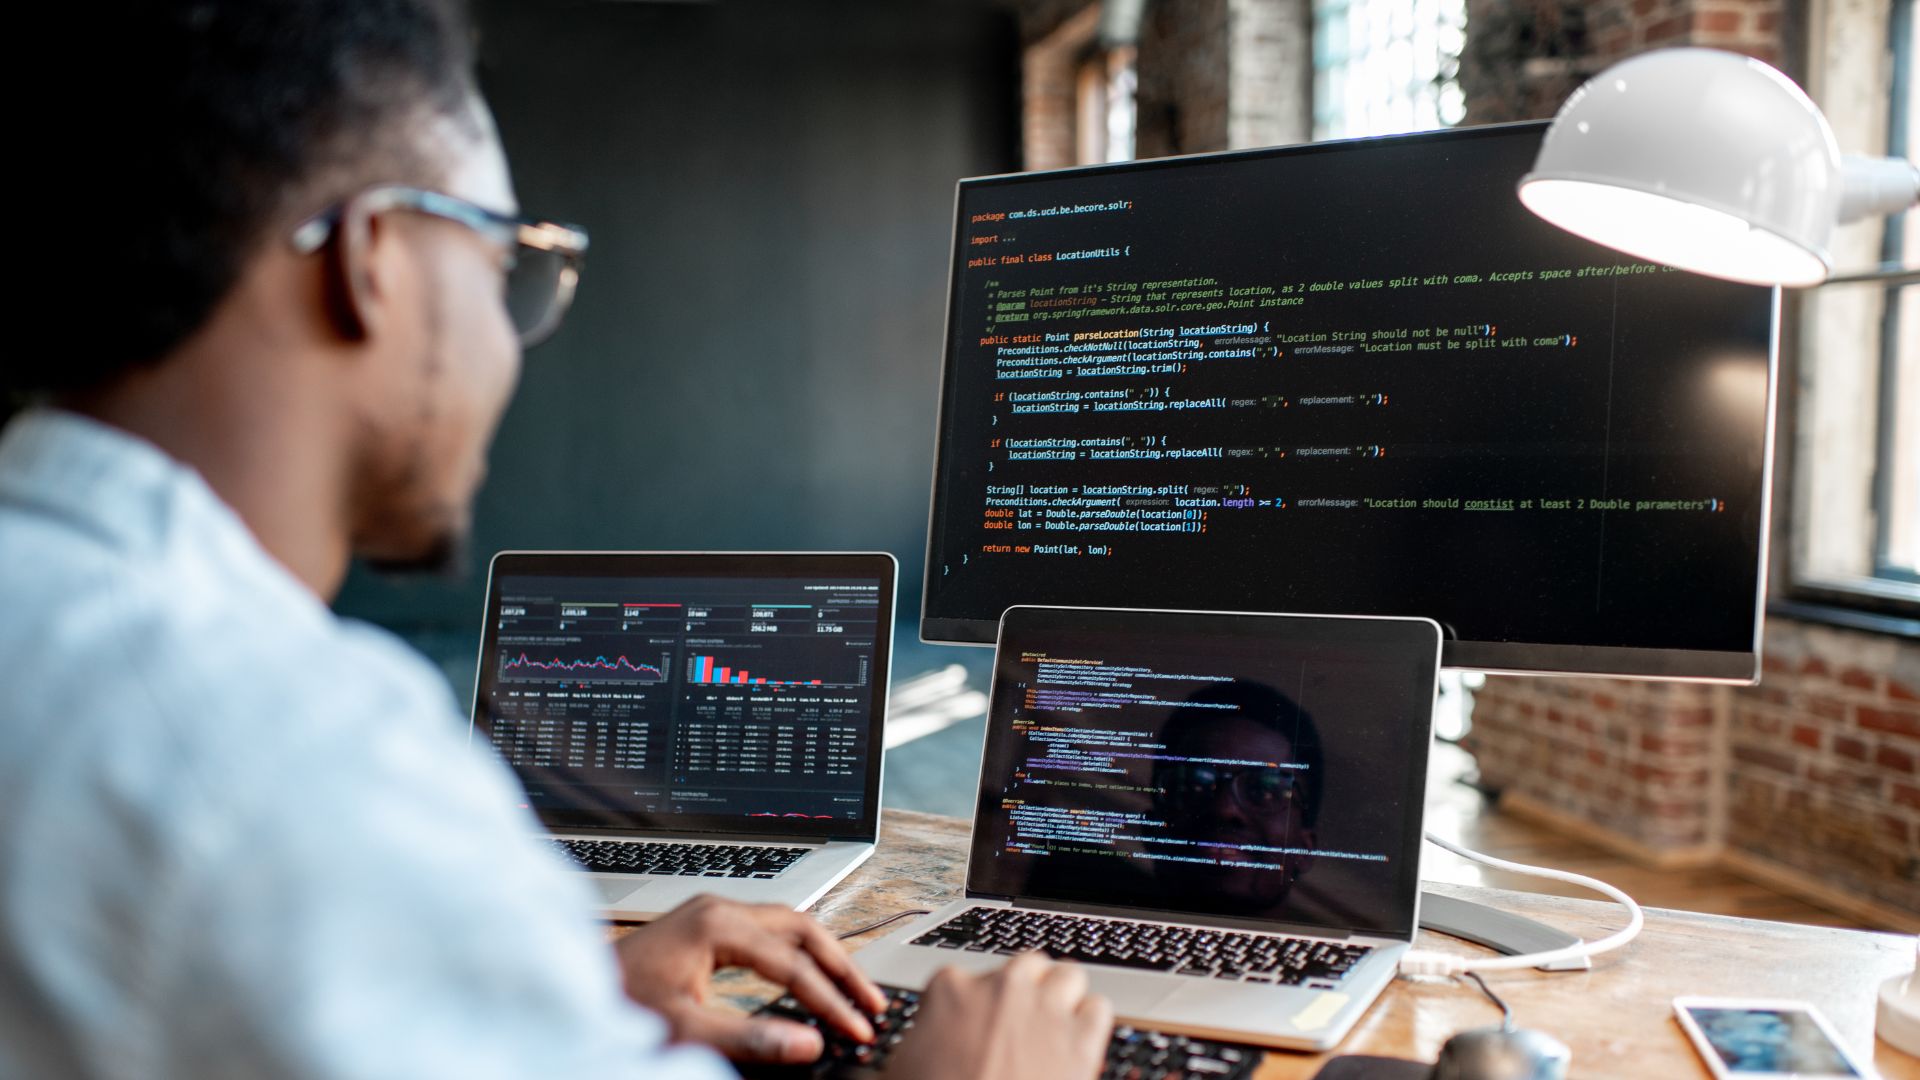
[144,664,736,1080]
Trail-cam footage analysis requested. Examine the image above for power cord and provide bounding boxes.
[837,909,933,941]
[1461,970,1512,1030]
[1399,831,1644,976]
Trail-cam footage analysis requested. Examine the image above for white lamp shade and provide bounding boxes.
[1518,48,1845,287]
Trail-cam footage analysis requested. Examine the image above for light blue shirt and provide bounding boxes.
[0,410,732,1080]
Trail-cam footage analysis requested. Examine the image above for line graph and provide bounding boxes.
[499,650,670,683]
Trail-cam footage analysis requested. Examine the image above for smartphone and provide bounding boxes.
[1673,997,1878,1079]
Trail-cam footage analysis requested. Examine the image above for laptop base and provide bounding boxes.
[851,899,1407,1051]
[580,839,874,920]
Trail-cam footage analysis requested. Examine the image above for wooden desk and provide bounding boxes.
[708,810,1919,1079]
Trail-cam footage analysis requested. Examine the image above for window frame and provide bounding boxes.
[1872,0,1917,589]
[1311,0,1468,141]
[1776,0,1920,633]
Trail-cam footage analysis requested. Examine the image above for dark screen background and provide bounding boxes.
[924,124,1774,671]
[968,609,1438,937]
[470,555,892,839]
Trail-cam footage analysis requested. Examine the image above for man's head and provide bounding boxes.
[39,0,532,575]
[1149,682,1325,912]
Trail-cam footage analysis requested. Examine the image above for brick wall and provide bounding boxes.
[1460,0,1784,125]
[1021,3,1102,170]
[1006,0,1328,170]
[1467,678,1722,855]
[1587,0,1783,64]
[1731,622,1920,914]
[1471,622,1920,922]
[1135,0,1232,158]
[1226,0,1311,149]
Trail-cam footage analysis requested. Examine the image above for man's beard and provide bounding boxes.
[361,524,472,581]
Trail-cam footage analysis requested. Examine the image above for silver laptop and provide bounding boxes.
[469,551,896,919]
[856,605,1440,1050]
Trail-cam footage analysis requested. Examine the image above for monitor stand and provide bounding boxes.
[1418,889,1590,971]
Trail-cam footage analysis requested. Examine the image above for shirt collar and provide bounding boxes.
[0,408,326,619]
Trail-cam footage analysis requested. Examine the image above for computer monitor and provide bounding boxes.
[921,121,1777,682]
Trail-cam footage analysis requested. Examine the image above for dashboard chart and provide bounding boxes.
[480,573,885,824]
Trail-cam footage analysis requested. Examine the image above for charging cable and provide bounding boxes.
[1397,831,1644,977]
[837,909,934,941]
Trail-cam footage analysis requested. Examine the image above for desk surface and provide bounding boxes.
[703,810,1919,1079]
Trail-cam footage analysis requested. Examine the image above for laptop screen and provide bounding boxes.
[472,552,895,840]
[967,607,1438,938]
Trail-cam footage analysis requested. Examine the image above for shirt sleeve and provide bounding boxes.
[143,634,738,1080]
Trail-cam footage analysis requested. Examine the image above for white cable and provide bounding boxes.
[1397,830,1645,977]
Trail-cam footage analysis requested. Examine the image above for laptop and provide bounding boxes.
[855,605,1441,1050]
[470,551,896,919]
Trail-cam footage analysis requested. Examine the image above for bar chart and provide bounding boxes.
[686,652,866,688]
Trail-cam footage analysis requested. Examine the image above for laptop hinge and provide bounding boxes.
[547,826,832,845]
[1010,896,1354,940]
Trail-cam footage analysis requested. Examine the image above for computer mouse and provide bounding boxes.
[1429,1026,1571,1080]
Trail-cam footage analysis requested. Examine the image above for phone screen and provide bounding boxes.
[1683,1006,1860,1076]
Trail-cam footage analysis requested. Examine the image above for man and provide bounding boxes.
[0,2,1111,1077]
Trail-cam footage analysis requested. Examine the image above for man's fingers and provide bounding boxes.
[1038,958,1089,1011]
[687,903,879,1043]
[670,1008,824,1065]
[733,906,886,1028]
[1074,990,1116,1059]
[792,913,890,1014]
[999,950,1053,984]
[719,922,875,1044]
[773,941,878,1043]
[921,964,970,1005]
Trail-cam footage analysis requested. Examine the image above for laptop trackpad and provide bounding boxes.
[593,878,644,904]
[1083,970,1181,1017]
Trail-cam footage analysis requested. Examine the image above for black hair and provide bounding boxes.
[1156,682,1327,828]
[24,0,478,395]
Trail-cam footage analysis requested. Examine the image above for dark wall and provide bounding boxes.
[335,0,1020,686]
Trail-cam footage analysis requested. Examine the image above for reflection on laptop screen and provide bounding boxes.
[473,555,893,835]
[969,608,1437,937]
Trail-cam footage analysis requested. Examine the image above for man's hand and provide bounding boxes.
[615,895,889,1065]
[884,953,1113,1080]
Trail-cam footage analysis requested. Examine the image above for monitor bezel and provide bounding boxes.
[473,550,897,842]
[917,121,1778,685]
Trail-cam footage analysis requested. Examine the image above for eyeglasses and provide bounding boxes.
[1161,764,1304,813]
[290,185,590,347]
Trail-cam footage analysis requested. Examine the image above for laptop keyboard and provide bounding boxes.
[550,839,808,879]
[740,985,1265,1079]
[909,907,1371,985]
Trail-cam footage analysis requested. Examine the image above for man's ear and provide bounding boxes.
[320,197,387,344]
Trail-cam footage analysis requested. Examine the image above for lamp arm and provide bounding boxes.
[1840,155,1920,223]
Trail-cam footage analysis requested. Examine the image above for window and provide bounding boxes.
[1789,0,1920,615]
[1075,44,1137,165]
[1312,0,1467,140]
[1021,3,1136,171]
[1876,0,1918,587]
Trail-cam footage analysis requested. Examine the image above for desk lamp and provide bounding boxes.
[1886,941,1920,1059]
[1517,47,1918,288]
[1520,45,1920,1056]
